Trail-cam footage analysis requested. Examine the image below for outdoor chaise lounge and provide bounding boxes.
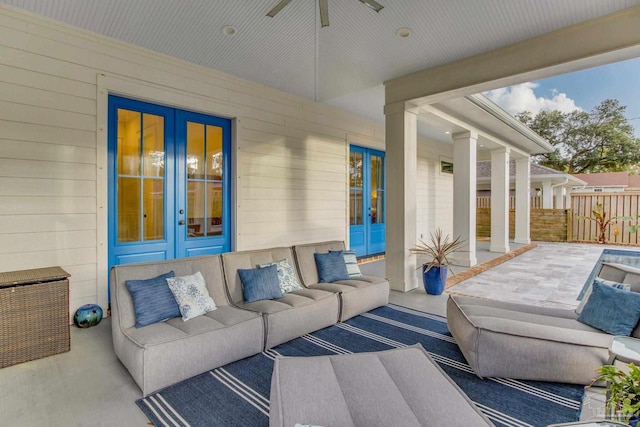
[269,344,493,427]
[447,262,640,384]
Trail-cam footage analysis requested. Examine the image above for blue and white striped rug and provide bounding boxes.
[137,304,583,427]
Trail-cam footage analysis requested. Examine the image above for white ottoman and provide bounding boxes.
[269,344,493,427]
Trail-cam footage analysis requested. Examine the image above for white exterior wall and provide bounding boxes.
[0,7,387,316]
[416,138,454,242]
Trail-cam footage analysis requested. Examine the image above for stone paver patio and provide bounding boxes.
[448,242,619,309]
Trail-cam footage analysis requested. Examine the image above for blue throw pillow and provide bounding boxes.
[238,264,283,303]
[125,271,179,328]
[331,250,362,278]
[314,251,350,283]
[577,280,640,336]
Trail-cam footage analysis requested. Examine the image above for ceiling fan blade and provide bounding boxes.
[266,0,293,18]
[358,0,384,13]
[319,0,329,27]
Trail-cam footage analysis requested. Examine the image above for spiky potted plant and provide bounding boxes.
[409,228,465,295]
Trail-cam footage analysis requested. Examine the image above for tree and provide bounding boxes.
[515,99,640,174]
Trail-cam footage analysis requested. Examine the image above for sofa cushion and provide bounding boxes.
[314,251,349,282]
[167,271,217,321]
[258,258,303,293]
[239,288,334,314]
[576,277,631,315]
[578,280,640,336]
[238,264,283,303]
[125,271,179,328]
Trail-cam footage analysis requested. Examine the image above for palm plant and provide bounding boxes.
[576,203,634,244]
[409,228,465,273]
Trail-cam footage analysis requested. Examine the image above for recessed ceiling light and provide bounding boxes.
[396,27,412,38]
[222,26,237,36]
[444,131,451,135]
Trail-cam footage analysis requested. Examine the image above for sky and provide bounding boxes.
[484,57,640,137]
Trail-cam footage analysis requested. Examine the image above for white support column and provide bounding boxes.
[514,157,531,244]
[490,148,510,253]
[384,102,419,292]
[553,185,564,209]
[542,181,553,208]
[452,131,477,267]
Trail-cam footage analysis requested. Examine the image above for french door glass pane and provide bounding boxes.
[117,109,141,176]
[207,182,223,235]
[350,151,364,226]
[187,122,205,179]
[187,181,205,237]
[117,177,140,242]
[186,122,224,238]
[142,114,165,177]
[371,155,384,224]
[143,178,164,240]
[206,125,223,180]
[116,108,165,242]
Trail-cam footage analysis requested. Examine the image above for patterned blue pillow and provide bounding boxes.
[125,271,178,328]
[166,271,217,321]
[578,280,640,335]
[331,250,362,278]
[259,258,302,293]
[238,264,283,303]
[314,251,350,283]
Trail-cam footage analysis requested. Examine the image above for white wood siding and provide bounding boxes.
[0,6,388,317]
[416,138,454,241]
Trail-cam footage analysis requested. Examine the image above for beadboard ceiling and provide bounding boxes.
[3,0,639,122]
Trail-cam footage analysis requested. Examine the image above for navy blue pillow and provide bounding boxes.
[578,280,640,335]
[125,271,178,328]
[314,251,350,283]
[238,264,283,303]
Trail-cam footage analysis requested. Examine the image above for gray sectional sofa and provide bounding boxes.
[447,262,640,384]
[110,241,390,395]
[221,247,340,349]
[110,255,264,396]
[293,241,389,321]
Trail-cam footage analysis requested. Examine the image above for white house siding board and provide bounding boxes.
[0,7,382,314]
[2,121,97,148]
[0,139,95,164]
[0,214,95,234]
[0,63,96,100]
[416,139,454,241]
[0,80,97,115]
[0,159,96,180]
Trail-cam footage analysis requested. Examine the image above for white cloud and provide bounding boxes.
[484,82,581,115]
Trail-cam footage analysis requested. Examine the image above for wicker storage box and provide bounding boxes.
[0,266,70,368]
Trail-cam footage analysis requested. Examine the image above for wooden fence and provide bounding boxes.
[477,196,542,209]
[571,192,640,245]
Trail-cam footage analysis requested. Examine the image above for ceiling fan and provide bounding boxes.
[266,0,384,28]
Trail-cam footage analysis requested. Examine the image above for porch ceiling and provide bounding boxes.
[2,0,639,114]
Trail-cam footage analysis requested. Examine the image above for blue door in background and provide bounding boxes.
[108,96,231,270]
[349,146,385,257]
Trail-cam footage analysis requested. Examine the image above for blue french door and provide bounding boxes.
[108,96,231,269]
[349,146,385,257]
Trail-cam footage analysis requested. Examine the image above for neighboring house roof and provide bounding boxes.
[628,175,640,188]
[476,160,587,185]
[571,172,629,187]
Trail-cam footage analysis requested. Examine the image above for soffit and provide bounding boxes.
[2,0,638,105]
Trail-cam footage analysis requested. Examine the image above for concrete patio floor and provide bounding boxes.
[0,241,633,426]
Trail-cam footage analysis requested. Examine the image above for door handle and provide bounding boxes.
[178,220,185,225]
